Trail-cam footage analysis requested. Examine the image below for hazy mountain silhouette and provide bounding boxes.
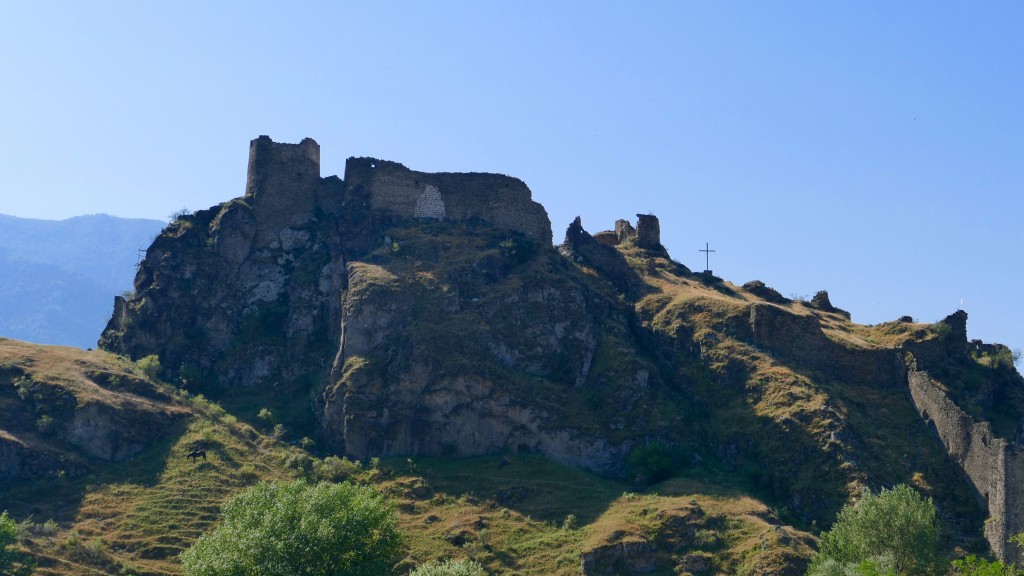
[0,214,165,348]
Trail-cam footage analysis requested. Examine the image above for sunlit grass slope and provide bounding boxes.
[0,340,815,575]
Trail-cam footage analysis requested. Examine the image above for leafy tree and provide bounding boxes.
[807,484,943,576]
[409,558,487,576]
[952,555,1024,576]
[0,510,35,576]
[179,480,402,576]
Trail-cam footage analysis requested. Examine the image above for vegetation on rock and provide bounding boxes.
[408,558,486,576]
[0,510,35,576]
[6,142,1024,573]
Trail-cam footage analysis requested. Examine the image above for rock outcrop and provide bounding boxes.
[97,136,1024,563]
[101,136,553,395]
[101,137,661,474]
[0,339,189,486]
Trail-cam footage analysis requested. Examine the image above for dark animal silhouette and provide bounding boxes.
[187,449,207,462]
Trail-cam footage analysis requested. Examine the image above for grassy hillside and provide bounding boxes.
[16,202,1018,575]
[0,339,816,575]
[624,242,989,546]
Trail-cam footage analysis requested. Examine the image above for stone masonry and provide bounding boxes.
[635,213,662,250]
[342,156,552,244]
[246,136,321,244]
[908,370,1024,564]
[245,137,552,245]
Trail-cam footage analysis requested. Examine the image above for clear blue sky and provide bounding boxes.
[2,2,1022,354]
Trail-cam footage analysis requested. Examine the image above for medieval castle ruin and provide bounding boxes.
[245,135,553,247]
[103,136,1024,564]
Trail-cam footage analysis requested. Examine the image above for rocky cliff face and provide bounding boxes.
[317,221,671,473]
[99,136,1024,562]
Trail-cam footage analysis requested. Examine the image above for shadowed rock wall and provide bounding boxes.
[908,370,1024,564]
[748,303,904,387]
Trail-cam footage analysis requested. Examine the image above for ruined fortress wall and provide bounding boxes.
[1008,450,1024,563]
[344,157,553,244]
[748,303,904,387]
[241,141,554,246]
[635,214,661,250]
[246,136,321,243]
[908,370,1022,563]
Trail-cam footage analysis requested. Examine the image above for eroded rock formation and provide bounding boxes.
[98,136,1024,562]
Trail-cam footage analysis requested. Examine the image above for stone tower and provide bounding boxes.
[614,219,635,243]
[245,135,321,243]
[635,214,662,250]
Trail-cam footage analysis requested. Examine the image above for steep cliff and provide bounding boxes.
[99,136,1024,563]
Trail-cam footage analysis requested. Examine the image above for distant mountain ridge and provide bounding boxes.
[0,213,165,348]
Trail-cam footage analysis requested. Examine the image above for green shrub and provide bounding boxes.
[952,555,1024,576]
[180,480,402,576]
[35,414,58,435]
[497,234,536,266]
[13,377,30,401]
[626,440,676,484]
[313,456,363,482]
[137,354,162,380]
[409,558,487,576]
[928,322,952,338]
[950,532,1024,575]
[0,511,35,576]
[237,465,259,483]
[808,484,943,576]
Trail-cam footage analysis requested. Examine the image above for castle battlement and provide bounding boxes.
[245,136,322,243]
[343,156,552,244]
[237,137,553,245]
[246,135,320,198]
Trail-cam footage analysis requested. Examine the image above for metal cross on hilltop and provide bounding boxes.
[699,242,715,273]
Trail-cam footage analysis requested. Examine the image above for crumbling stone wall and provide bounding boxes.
[591,215,664,254]
[246,136,321,244]
[908,370,1024,564]
[748,303,904,387]
[343,157,552,244]
[635,214,662,250]
[244,138,552,246]
[615,219,635,243]
[558,216,645,298]
[809,290,851,318]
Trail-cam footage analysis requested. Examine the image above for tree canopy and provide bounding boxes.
[807,484,943,576]
[179,480,402,576]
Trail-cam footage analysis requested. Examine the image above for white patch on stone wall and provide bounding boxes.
[414,185,446,220]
